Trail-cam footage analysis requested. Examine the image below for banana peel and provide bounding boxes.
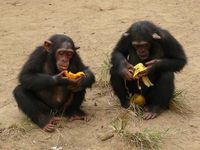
[130,63,154,87]
[142,76,153,87]
[63,70,85,79]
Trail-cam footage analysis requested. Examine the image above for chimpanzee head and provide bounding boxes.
[43,34,80,72]
[126,21,161,60]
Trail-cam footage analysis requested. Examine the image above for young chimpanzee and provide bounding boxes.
[13,34,95,132]
[110,21,187,120]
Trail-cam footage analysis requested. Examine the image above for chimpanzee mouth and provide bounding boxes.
[59,65,68,71]
[139,54,149,60]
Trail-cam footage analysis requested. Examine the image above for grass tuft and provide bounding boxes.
[170,89,192,115]
[97,53,112,88]
[123,128,168,150]
[110,117,168,150]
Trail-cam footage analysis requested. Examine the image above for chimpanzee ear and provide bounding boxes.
[123,32,129,37]
[43,40,52,52]
[75,46,80,50]
[152,33,161,40]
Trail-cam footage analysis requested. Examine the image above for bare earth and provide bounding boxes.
[0,0,200,149]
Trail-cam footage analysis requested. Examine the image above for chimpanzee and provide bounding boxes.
[13,34,95,132]
[110,21,187,120]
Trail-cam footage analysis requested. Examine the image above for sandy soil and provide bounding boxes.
[0,0,200,149]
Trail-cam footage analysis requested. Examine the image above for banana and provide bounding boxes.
[142,76,154,87]
[63,70,85,79]
[130,63,154,87]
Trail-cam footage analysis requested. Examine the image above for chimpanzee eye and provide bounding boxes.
[67,52,73,57]
[134,45,140,49]
[59,51,64,55]
[143,44,150,49]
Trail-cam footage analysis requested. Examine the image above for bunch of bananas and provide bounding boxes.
[63,70,85,79]
[130,63,154,87]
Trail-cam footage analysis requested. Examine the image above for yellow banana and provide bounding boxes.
[63,70,85,79]
[142,76,154,87]
[130,63,154,87]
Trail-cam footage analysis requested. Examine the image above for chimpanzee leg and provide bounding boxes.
[146,72,174,112]
[65,90,86,116]
[110,67,130,108]
[13,85,52,128]
[126,80,140,94]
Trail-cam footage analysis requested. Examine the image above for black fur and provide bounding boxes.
[13,34,95,128]
[110,21,187,112]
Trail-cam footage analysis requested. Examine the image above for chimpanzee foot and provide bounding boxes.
[42,117,61,132]
[69,109,90,122]
[69,115,90,122]
[142,105,163,120]
[143,112,158,120]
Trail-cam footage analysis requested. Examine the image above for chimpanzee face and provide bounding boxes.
[132,41,151,60]
[55,42,74,71]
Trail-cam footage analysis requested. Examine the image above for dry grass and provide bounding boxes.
[110,117,168,150]
[129,102,144,118]
[122,128,168,150]
[0,116,36,142]
[170,89,192,115]
[97,53,112,88]
[0,124,27,141]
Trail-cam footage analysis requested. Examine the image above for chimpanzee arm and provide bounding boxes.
[68,53,95,89]
[20,73,74,91]
[111,35,131,72]
[149,30,187,74]
[80,67,95,88]
[20,73,56,91]
[61,54,95,88]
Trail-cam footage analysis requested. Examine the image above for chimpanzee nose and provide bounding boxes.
[62,57,68,63]
[139,48,145,53]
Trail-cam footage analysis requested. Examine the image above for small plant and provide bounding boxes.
[129,102,144,117]
[123,128,168,150]
[110,118,127,133]
[97,53,112,88]
[110,117,168,150]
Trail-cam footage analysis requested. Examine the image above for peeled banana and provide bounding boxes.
[130,63,154,87]
[63,70,85,79]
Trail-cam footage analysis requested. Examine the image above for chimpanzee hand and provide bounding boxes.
[53,71,65,79]
[67,77,84,92]
[121,63,134,80]
[137,70,148,78]
[137,59,160,77]
[145,59,160,67]
[53,71,82,86]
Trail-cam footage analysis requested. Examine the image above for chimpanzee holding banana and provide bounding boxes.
[13,34,95,132]
[110,21,187,119]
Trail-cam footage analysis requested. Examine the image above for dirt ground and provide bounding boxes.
[0,0,200,149]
